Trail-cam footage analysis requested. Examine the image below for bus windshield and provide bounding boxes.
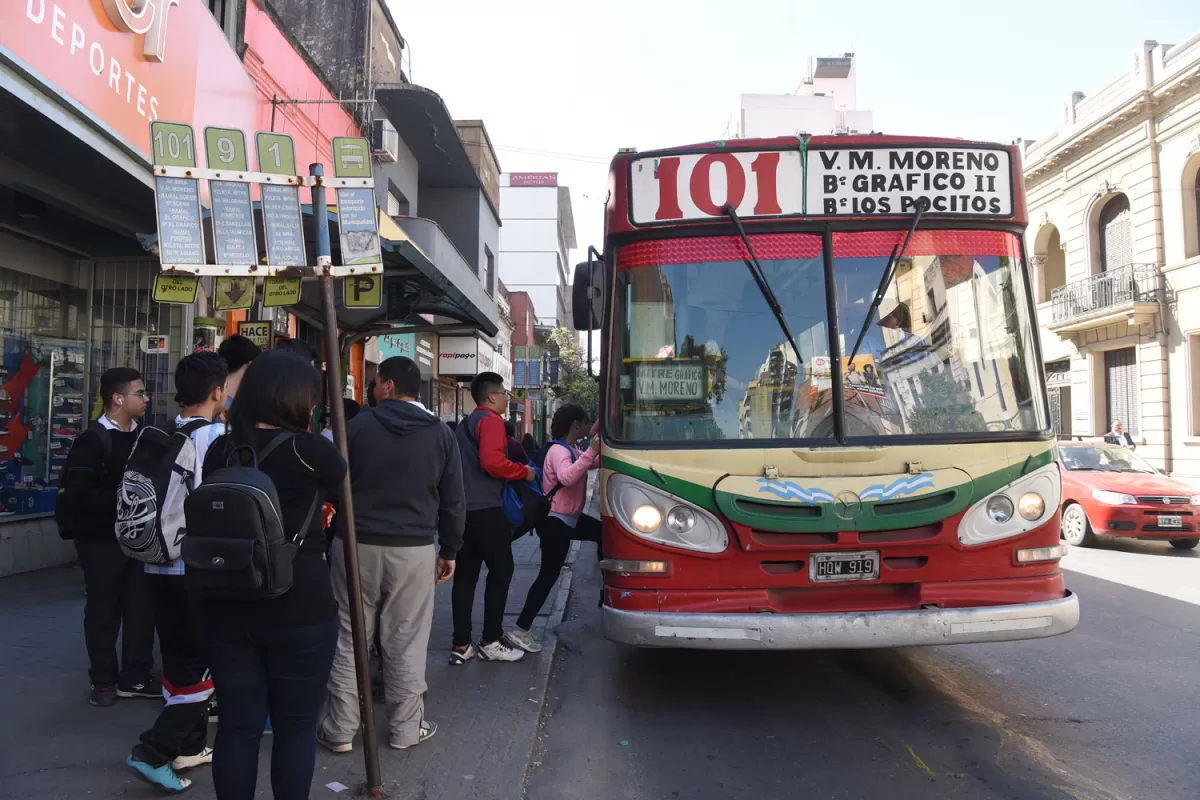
[609,228,1046,443]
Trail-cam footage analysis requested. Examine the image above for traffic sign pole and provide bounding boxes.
[310,162,384,797]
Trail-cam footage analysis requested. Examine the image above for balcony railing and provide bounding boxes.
[1049,264,1160,326]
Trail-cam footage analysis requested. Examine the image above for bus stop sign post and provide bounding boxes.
[310,161,385,797]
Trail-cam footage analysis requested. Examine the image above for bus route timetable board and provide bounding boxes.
[628,144,1014,224]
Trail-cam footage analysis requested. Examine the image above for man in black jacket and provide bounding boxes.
[60,367,156,707]
[319,356,465,753]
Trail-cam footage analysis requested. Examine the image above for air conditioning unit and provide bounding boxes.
[372,119,399,163]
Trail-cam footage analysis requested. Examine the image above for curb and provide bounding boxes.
[518,541,581,799]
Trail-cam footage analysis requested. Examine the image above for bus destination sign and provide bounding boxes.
[807,147,1013,217]
[629,145,1013,224]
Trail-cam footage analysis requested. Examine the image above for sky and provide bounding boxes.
[388,0,1200,270]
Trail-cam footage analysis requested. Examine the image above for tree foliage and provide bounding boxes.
[548,327,598,415]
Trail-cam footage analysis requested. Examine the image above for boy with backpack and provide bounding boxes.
[124,352,227,792]
[507,404,601,653]
[59,367,156,707]
[450,372,536,665]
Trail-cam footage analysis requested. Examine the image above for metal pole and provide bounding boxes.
[310,162,385,797]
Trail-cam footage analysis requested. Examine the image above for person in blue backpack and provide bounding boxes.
[451,372,536,665]
[506,404,601,654]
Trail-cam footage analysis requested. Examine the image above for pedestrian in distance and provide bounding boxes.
[522,433,538,458]
[508,405,602,653]
[1105,419,1135,449]
[506,419,529,465]
[127,352,228,792]
[216,335,261,415]
[59,367,157,707]
[321,398,361,442]
[196,350,347,799]
[451,372,537,665]
[320,356,464,752]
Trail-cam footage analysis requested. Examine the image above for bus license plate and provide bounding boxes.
[1158,515,1183,528]
[810,551,881,583]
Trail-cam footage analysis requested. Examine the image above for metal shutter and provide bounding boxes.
[1104,347,1138,435]
[1099,195,1132,272]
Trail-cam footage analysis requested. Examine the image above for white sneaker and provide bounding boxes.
[504,627,543,654]
[171,747,213,771]
[450,643,477,666]
[478,639,525,662]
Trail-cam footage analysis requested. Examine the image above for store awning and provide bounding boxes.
[289,213,499,338]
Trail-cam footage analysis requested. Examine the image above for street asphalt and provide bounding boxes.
[525,538,1200,800]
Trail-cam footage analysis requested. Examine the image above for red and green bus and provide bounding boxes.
[572,135,1079,649]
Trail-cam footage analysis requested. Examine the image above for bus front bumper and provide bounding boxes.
[601,591,1080,650]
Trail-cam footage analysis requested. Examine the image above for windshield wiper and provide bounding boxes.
[846,198,931,365]
[723,204,803,364]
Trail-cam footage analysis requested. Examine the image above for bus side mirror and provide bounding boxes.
[572,259,603,332]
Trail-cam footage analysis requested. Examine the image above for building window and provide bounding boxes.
[205,0,237,44]
[484,246,495,298]
[1098,194,1132,273]
[0,260,88,517]
[386,192,401,217]
[1103,347,1138,436]
[1190,334,1200,436]
[1046,360,1072,437]
[1194,165,1200,257]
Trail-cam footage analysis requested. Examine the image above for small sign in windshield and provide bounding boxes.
[635,361,707,403]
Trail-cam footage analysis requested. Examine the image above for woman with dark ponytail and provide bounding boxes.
[198,350,347,799]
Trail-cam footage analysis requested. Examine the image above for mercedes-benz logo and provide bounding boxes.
[833,490,862,521]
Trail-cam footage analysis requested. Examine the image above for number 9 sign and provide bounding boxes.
[204,127,249,173]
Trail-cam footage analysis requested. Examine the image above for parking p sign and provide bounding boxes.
[237,320,273,351]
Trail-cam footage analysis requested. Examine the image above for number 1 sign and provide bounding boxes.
[255,133,307,268]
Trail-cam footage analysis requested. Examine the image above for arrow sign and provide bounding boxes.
[214,277,255,311]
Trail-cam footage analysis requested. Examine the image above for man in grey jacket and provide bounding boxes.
[320,356,465,753]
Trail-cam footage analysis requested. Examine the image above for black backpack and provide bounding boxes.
[55,423,112,540]
[182,432,318,599]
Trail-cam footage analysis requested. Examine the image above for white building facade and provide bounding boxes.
[498,173,577,328]
[736,53,874,138]
[1023,34,1200,478]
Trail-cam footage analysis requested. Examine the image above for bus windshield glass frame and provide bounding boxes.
[606,227,1047,446]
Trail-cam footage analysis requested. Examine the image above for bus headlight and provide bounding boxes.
[608,474,729,554]
[631,505,663,533]
[1018,492,1046,521]
[959,464,1060,546]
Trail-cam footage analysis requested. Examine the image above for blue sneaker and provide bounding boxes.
[127,754,192,792]
[264,717,273,735]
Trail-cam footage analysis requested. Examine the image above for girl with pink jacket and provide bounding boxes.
[504,405,601,653]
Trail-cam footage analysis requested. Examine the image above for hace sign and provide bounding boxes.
[5,0,257,159]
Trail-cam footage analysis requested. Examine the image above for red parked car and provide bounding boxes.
[1058,441,1200,550]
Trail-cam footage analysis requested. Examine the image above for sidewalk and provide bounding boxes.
[0,528,582,800]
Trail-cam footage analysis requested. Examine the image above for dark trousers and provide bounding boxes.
[75,540,155,688]
[134,574,211,766]
[451,507,514,646]
[206,618,337,800]
[517,515,603,630]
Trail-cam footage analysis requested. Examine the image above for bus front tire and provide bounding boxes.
[1061,503,1096,547]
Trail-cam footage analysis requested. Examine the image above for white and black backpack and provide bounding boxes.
[182,432,318,598]
[115,419,214,564]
